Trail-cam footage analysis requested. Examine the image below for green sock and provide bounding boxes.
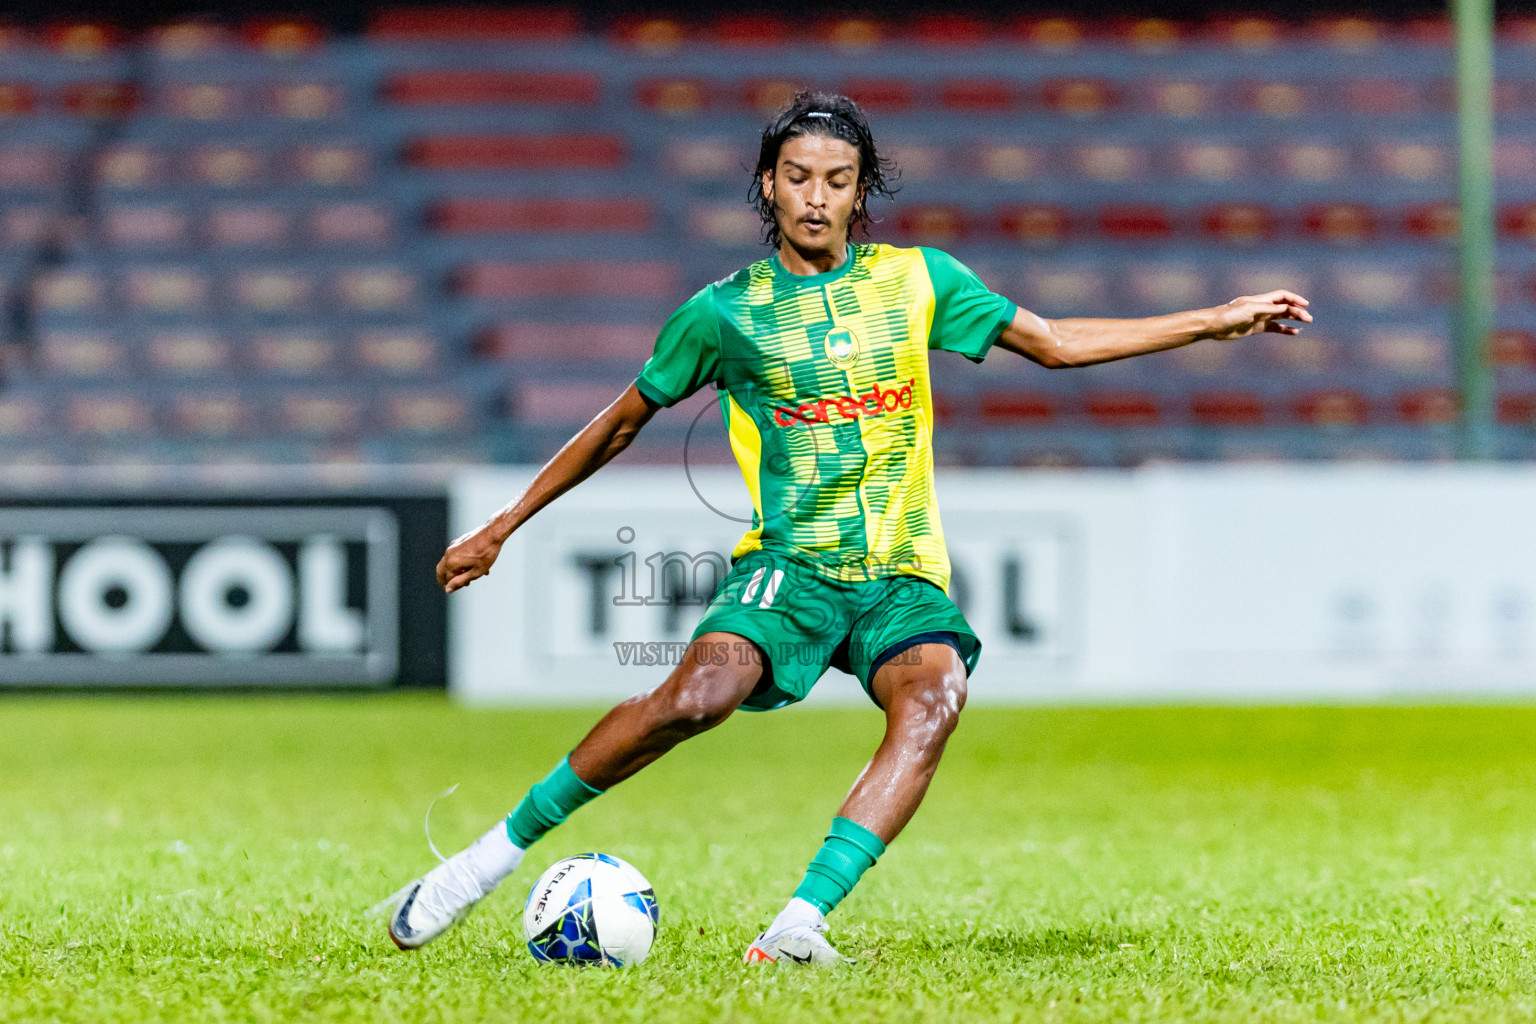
[504,755,605,849]
[792,816,887,915]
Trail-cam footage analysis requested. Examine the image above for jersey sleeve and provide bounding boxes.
[634,286,722,407]
[921,247,1018,364]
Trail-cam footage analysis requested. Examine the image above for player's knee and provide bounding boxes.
[654,667,740,735]
[900,669,966,747]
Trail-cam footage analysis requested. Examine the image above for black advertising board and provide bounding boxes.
[0,493,447,688]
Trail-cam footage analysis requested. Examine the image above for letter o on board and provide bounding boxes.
[180,537,294,653]
[58,537,174,653]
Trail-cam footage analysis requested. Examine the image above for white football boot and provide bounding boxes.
[743,920,849,966]
[384,854,493,949]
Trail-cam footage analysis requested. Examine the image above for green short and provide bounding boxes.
[690,549,981,711]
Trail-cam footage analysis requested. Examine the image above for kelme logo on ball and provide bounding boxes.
[823,326,860,369]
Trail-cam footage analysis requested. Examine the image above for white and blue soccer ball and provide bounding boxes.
[523,853,659,967]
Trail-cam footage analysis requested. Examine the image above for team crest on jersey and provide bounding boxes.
[823,327,861,370]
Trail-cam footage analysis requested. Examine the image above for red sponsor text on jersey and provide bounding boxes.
[773,379,916,427]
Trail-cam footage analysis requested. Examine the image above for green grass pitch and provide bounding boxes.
[5,696,1536,1023]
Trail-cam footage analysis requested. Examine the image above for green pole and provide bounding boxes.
[1454,0,1497,460]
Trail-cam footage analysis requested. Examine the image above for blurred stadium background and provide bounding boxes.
[2,2,1534,477]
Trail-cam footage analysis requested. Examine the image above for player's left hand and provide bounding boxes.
[1207,291,1312,340]
[436,526,504,594]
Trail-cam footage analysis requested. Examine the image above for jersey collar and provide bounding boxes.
[769,244,858,286]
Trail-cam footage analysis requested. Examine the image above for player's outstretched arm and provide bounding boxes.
[993,290,1312,369]
[435,384,659,593]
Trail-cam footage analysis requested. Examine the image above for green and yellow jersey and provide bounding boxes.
[634,243,1016,593]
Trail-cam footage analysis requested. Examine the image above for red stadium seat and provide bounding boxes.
[636,79,712,116]
[815,17,883,50]
[188,146,268,187]
[1098,205,1173,242]
[1201,204,1278,245]
[1308,16,1386,49]
[0,146,64,187]
[1498,17,1536,46]
[355,329,441,374]
[63,82,140,118]
[477,322,657,361]
[667,139,747,179]
[997,205,1072,248]
[1009,16,1085,50]
[1112,17,1183,51]
[978,391,1056,424]
[147,330,233,375]
[386,71,600,108]
[1191,391,1266,426]
[290,145,370,186]
[66,394,152,437]
[1293,389,1369,427]
[241,18,325,55]
[908,14,988,46]
[334,268,418,312]
[251,331,338,375]
[104,205,190,248]
[149,21,230,57]
[230,269,313,313]
[406,134,625,170]
[1303,204,1377,246]
[382,391,471,434]
[1490,329,1536,368]
[160,82,243,120]
[123,268,208,312]
[1404,16,1452,45]
[1205,17,1283,50]
[47,22,120,57]
[609,16,687,53]
[1498,394,1536,426]
[430,197,653,235]
[170,394,255,437]
[207,205,292,248]
[1,207,48,247]
[710,14,789,46]
[736,79,801,116]
[1344,78,1424,116]
[1395,389,1458,424]
[938,79,1020,113]
[40,331,125,377]
[456,261,678,300]
[1085,392,1161,427]
[280,394,363,437]
[895,205,968,245]
[841,79,913,113]
[268,83,343,120]
[1499,204,1536,243]
[1041,78,1120,117]
[308,203,393,247]
[1497,141,1536,181]
[0,83,37,116]
[368,7,580,43]
[1403,203,1458,242]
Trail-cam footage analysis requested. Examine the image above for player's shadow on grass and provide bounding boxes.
[892,925,1153,963]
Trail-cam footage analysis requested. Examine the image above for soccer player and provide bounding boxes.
[384,92,1310,963]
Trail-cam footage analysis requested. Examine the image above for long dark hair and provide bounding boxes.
[749,91,898,249]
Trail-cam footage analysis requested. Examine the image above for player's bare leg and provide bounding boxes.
[567,632,764,788]
[384,632,762,948]
[747,642,966,965]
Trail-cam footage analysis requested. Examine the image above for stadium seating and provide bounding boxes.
[2,11,1535,467]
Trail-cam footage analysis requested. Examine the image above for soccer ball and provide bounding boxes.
[523,853,659,966]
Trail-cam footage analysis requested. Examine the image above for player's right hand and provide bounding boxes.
[436,527,504,593]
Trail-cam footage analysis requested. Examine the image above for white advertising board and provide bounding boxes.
[450,465,1536,704]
